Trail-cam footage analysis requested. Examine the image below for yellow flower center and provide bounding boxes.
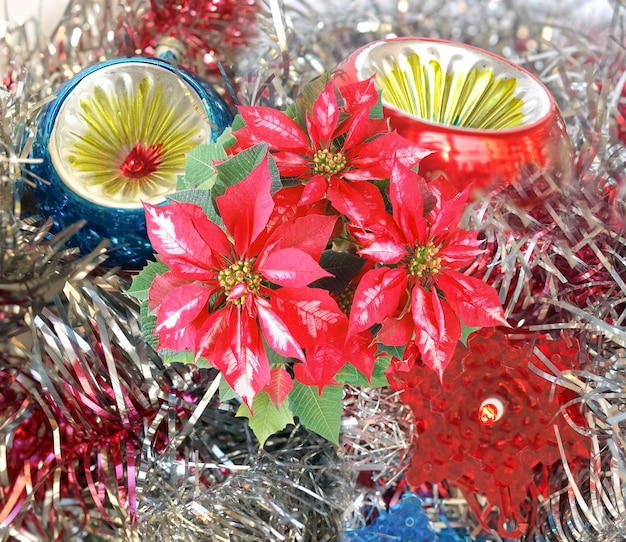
[408,242,442,278]
[333,284,356,316]
[218,259,262,304]
[313,149,347,177]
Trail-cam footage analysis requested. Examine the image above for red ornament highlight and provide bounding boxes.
[138,0,259,74]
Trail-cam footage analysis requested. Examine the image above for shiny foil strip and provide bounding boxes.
[2,0,626,540]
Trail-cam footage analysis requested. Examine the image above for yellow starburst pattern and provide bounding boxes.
[60,68,211,207]
[376,51,525,130]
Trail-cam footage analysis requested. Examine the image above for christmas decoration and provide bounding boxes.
[2,0,626,540]
[334,37,574,194]
[343,492,437,541]
[130,75,508,448]
[389,328,590,538]
[135,0,259,79]
[28,55,233,268]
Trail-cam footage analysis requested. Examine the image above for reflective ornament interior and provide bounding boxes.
[29,57,233,267]
[334,38,573,196]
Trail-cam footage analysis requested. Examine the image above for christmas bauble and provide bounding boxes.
[29,56,233,268]
[334,38,574,196]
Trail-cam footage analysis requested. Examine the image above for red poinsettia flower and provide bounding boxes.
[144,152,344,407]
[231,77,430,206]
[338,161,509,377]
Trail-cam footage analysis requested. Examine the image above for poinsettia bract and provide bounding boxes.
[144,152,345,407]
[344,162,509,378]
[232,77,430,207]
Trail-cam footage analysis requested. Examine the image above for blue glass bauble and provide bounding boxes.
[28,56,233,268]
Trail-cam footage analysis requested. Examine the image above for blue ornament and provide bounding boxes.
[28,56,233,268]
[343,492,437,542]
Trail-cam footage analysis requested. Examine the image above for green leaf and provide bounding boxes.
[139,300,158,349]
[266,342,293,367]
[220,376,239,402]
[126,260,169,302]
[230,114,246,132]
[290,73,332,128]
[289,381,342,444]
[309,250,366,293]
[216,127,236,149]
[377,343,406,361]
[334,363,368,387]
[237,392,295,447]
[215,143,269,197]
[335,355,390,388]
[461,323,481,346]
[369,92,384,120]
[181,142,226,190]
[161,350,195,365]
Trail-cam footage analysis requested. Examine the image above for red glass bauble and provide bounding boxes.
[334,38,574,196]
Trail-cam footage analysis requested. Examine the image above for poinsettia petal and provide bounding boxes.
[155,283,213,351]
[237,106,309,149]
[345,331,377,381]
[348,266,407,336]
[230,125,261,150]
[294,342,344,391]
[259,248,332,287]
[268,214,338,260]
[273,150,310,177]
[438,229,484,267]
[429,185,470,240]
[386,341,420,374]
[267,185,306,232]
[144,201,217,278]
[358,237,408,264]
[305,112,321,149]
[436,269,508,328]
[181,200,231,258]
[349,131,431,178]
[411,286,461,379]
[195,308,230,361]
[256,299,305,362]
[148,270,185,311]
[162,256,217,282]
[213,307,271,410]
[299,175,328,206]
[270,287,346,348]
[389,161,427,244]
[342,106,371,150]
[312,81,340,143]
[327,178,388,230]
[216,152,275,254]
[262,366,294,408]
[385,131,433,168]
[339,75,379,114]
[227,282,247,302]
[377,312,414,347]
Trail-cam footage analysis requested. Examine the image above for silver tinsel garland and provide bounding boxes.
[1,0,625,540]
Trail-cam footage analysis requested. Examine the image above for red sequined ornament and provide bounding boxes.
[137,0,258,74]
[389,328,590,538]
